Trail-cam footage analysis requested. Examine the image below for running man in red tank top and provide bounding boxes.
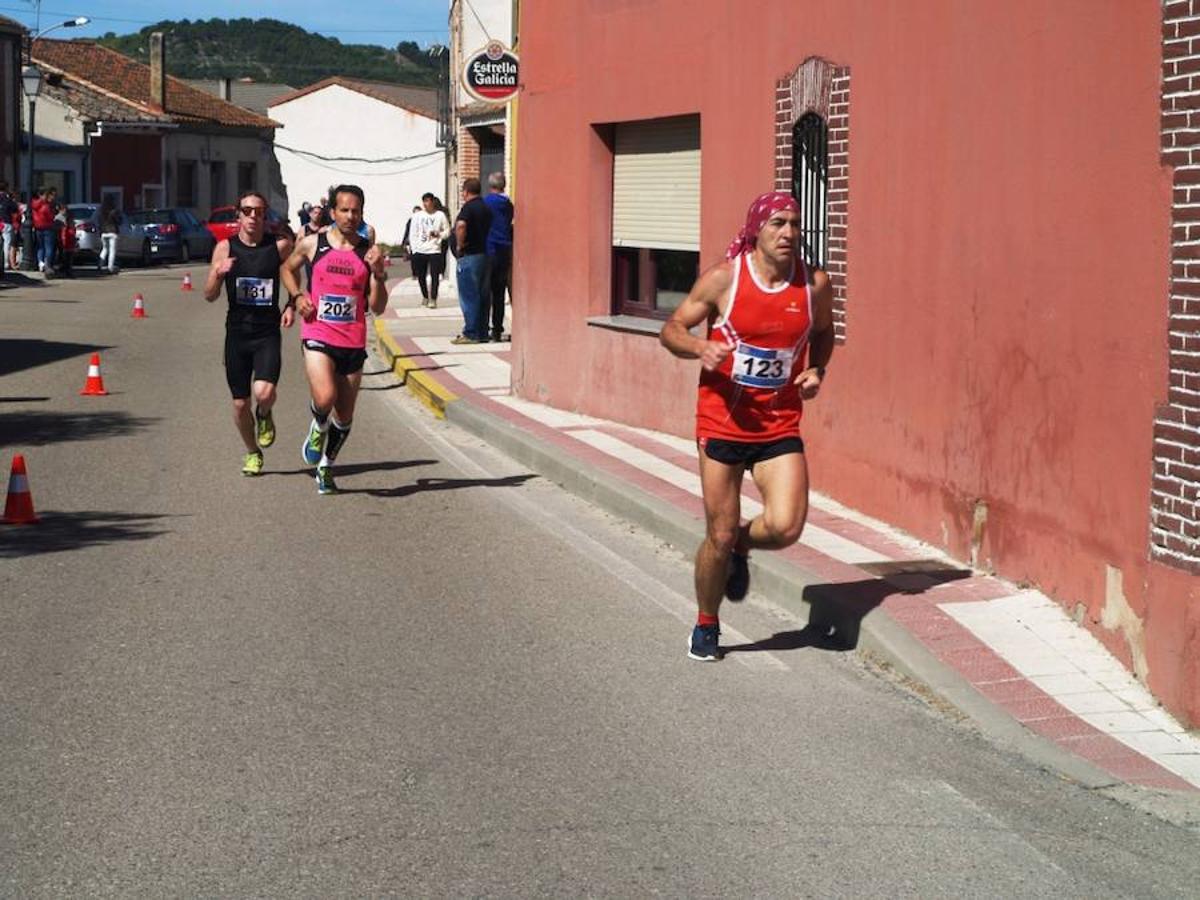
[660,191,835,661]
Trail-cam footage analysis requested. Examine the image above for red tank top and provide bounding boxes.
[695,252,813,442]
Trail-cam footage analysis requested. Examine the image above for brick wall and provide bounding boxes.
[457,122,481,186]
[775,57,850,343]
[1156,1,1200,572]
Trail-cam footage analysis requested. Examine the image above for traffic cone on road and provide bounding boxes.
[2,455,39,524]
[80,353,109,396]
[180,272,193,292]
[131,292,146,318]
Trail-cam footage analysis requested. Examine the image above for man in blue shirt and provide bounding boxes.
[483,172,514,342]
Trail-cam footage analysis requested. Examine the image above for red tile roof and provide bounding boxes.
[31,38,278,129]
[270,77,437,120]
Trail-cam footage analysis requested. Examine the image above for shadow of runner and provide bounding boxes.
[263,459,438,477]
[0,411,159,447]
[342,472,536,497]
[0,510,171,559]
[724,567,972,655]
[0,339,111,377]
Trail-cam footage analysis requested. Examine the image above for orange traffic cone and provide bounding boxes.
[80,352,109,396]
[180,272,193,292]
[131,293,146,318]
[2,454,38,524]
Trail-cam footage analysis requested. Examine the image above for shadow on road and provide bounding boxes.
[0,396,50,403]
[344,472,536,498]
[0,410,158,447]
[0,510,171,559]
[264,459,438,478]
[723,565,973,655]
[0,339,110,377]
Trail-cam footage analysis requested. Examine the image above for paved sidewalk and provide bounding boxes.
[375,277,1200,795]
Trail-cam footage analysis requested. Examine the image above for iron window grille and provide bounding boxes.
[792,112,828,269]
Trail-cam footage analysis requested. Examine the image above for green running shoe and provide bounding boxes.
[242,450,264,476]
[315,465,337,495]
[256,408,276,448]
[302,419,326,465]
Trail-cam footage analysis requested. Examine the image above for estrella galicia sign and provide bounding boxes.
[463,41,520,104]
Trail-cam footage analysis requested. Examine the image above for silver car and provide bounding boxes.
[70,204,150,266]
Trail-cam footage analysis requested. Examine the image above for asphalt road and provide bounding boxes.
[2,265,1200,897]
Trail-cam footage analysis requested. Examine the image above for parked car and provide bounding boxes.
[70,203,150,266]
[125,208,216,263]
[204,205,287,244]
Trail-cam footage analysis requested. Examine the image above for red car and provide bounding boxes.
[205,205,287,243]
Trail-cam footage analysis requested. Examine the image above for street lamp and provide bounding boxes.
[21,16,90,270]
[20,63,41,270]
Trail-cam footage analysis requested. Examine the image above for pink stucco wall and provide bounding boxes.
[513,1,1198,724]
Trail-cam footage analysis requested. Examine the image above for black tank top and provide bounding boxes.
[224,235,282,333]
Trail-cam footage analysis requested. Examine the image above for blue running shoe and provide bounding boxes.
[302,418,325,465]
[725,552,750,601]
[688,624,722,661]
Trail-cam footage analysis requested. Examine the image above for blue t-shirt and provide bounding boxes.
[483,192,514,254]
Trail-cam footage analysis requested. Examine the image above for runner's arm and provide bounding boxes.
[280,233,317,321]
[659,261,735,371]
[204,239,232,302]
[364,244,389,316]
[795,268,834,398]
[276,236,296,327]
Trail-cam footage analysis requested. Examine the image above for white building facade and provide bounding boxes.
[269,78,442,245]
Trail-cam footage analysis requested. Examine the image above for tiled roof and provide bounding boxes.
[270,77,437,120]
[40,74,172,124]
[31,38,278,129]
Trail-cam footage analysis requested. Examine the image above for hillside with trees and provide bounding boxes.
[95,18,440,88]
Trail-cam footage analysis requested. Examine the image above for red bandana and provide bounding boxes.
[725,191,801,260]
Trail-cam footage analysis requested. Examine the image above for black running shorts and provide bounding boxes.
[303,339,367,376]
[700,435,805,469]
[224,330,282,398]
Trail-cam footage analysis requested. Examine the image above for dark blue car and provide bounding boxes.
[126,208,216,263]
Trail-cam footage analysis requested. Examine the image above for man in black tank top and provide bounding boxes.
[203,190,295,476]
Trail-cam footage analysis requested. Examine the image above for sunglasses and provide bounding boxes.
[240,206,265,217]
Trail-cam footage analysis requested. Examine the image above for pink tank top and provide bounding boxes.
[301,232,371,348]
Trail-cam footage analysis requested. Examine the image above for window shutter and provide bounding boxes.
[612,115,700,252]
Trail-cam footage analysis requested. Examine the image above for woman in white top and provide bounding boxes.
[409,192,451,307]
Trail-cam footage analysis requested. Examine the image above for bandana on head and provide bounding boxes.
[725,191,801,260]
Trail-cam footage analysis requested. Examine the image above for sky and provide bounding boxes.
[0,0,450,48]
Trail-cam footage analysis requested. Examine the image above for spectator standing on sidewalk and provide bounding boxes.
[483,172,514,342]
[98,197,120,274]
[410,193,450,308]
[659,191,835,663]
[451,178,492,344]
[31,186,57,274]
[0,181,17,274]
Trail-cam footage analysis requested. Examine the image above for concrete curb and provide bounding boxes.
[372,319,457,419]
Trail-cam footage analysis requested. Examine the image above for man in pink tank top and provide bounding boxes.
[280,184,389,494]
[660,191,835,662]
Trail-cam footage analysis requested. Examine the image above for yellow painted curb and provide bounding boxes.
[372,318,458,419]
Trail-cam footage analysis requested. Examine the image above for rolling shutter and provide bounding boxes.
[612,115,700,252]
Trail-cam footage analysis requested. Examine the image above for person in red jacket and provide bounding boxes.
[30,186,57,274]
